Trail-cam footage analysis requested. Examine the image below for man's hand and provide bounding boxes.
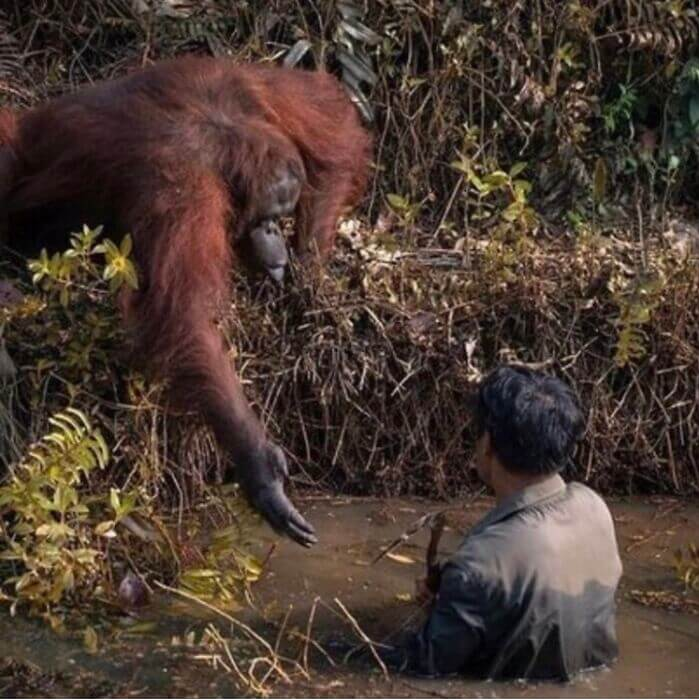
[415,576,435,606]
[415,564,442,606]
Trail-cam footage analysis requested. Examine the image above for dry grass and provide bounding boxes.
[222,222,698,498]
[0,1,698,502]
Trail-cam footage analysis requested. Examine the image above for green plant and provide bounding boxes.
[29,225,137,306]
[612,271,665,368]
[96,235,139,293]
[0,408,110,613]
[602,83,638,136]
[451,150,536,230]
[282,1,379,122]
[0,228,263,621]
[12,226,134,382]
[178,511,265,610]
[673,544,699,592]
[386,193,421,227]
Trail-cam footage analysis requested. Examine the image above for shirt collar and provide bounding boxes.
[469,474,566,536]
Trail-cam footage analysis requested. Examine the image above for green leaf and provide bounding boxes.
[482,171,509,188]
[502,201,524,222]
[450,159,472,177]
[387,193,408,210]
[181,568,220,579]
[513,179,532,195]
[66,408,90,431]
[124,262,139,290]
[36,522,73,542]
[73,548,98,564]
[509,161,527,177]
[120,234,133,257]
[94,431,110,467]
[52,411,83,437]
[469,173,487,192]
[97,240,119,259]
[234,552,263,580]
[110,488,121,515]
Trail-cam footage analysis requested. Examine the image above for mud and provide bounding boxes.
[1,495,698,697]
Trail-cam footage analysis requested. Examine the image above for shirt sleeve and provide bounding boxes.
[408,562,488,676]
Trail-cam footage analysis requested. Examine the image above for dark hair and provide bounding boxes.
[475,365,585,475]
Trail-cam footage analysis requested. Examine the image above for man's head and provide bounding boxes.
[472,366,585,489]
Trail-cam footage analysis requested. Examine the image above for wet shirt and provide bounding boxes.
[408,475,623,681]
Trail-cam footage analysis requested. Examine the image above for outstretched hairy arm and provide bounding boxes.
[119,165,316,546]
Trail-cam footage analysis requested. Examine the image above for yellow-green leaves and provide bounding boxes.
[109,487,139,522]
[177,498,265,610]
[673,544,699,592]
[386,193,421,226]
[28,249,54,286]
[22,225,133,379]
[27,225,138,306]
[451,155,536,230]
[613,271,665,367]
[0,408,112,611]
[95,234,139,292]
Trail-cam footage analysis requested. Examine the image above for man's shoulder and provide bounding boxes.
[565,480,615,519]
[446,480,616,576]
[566,479,605,499]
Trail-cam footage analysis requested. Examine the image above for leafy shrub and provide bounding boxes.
[0,227,262,621]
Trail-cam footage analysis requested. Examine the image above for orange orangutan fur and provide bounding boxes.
[0,56,372,544]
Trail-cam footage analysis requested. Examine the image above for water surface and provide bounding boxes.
[1,496,697,697]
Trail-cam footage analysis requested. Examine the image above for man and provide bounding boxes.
[385,365,623,681]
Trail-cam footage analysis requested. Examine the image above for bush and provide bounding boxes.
[0,229,262,620]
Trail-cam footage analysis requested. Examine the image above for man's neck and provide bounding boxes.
[492,466,553,505]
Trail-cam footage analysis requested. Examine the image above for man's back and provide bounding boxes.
[413,475,623,680]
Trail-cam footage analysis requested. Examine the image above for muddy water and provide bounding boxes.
[1,496,698,697]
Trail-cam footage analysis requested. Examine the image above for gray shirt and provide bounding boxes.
[408,475,623,680]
